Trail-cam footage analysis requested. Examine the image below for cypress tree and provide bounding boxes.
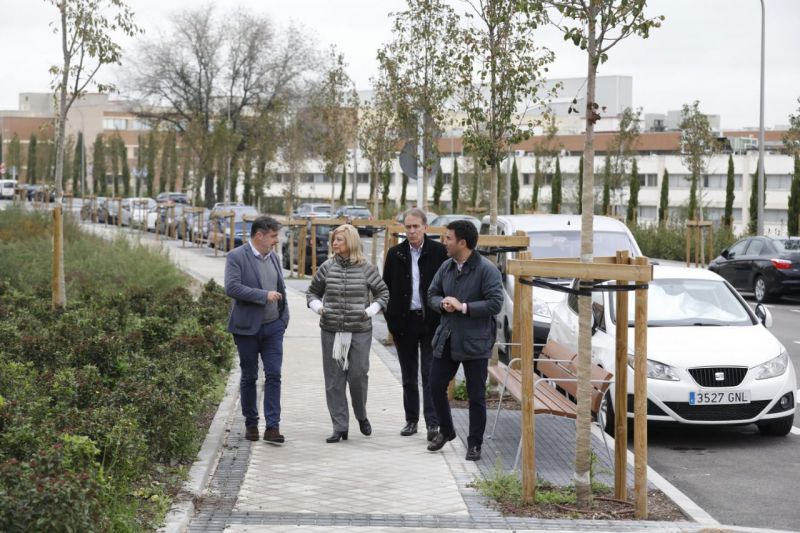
[451,158,459,213]
[146,130,157,197]
[381,166,391,214]
[532,157,540,211]
[339,162,347,203]
[627,159,640,224]
[688,172,698,221]
[510,159,519,214]
[748,172,766,234]
[658,168,670,227]
[136,133,145,196]
[121,141,131,197]
[400,171,408,209]
[602,153,611,215]
[433,165,444,209]
[788,154,800,236]
[8,134,21,180]
[724,155,735,230]
[159,132,170,193]
[576,155,583,214]
[0,133,3,177]
[26,134,38,184]
[92,134,106,195]
[550,156,562,214]
[72,132,84,196]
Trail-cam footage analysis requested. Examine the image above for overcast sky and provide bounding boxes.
[1,0,798,129]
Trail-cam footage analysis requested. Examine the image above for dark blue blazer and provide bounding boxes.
[224,244,289,335]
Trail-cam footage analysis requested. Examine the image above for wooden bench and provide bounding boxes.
[487,340,614,468]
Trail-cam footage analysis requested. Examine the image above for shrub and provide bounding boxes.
[631,223,738,262]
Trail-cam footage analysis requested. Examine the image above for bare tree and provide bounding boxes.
[308,48,359,212]
[48,0,140,308]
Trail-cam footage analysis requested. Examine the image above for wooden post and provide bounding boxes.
[614,250,630,501]
[511,230,527,360]
[685,221,691,268]
[694,225,700,267]
[382,222,392,264]
[297,224,307,279]
[633,256,649,519]
[52,205,64,310]
[228,212,235,252]
[517,251,535,503]
[288,225,295,277]
[708,226,714,265]
[65,194,73,215]
[311,221,318,276]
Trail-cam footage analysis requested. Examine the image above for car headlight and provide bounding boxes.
[754,351,789,380]
[628,354,680,381]
[533,301,551,319]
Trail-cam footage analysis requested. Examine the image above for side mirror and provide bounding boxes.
[754,303,773,328]
[591,303,604,335]
[721,249,730,259]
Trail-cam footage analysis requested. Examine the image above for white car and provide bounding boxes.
[120,197,156,226]
[482,214,642,358]
[0,179,18,199]
[548,266,797,436]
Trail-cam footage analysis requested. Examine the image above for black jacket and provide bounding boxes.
[382,235,448,336]
[427,250,504,361]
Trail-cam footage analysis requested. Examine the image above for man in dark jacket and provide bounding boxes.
[224,216,290,444]
[383,208,448,441]
[426,220,503,461]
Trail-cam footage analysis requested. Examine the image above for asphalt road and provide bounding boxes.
[644,293,800,531]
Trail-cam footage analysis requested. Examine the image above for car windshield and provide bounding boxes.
[773,239,800,252]
[527,230,636,259]
[346,208,370,216]
[314,206,331,213]
[610,278,753,327]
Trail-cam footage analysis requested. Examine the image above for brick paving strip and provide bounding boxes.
[76,224,710,532]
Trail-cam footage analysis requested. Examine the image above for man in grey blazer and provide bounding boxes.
[225,216,290,443]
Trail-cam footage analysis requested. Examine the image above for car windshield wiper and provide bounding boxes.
[691,322,722,326]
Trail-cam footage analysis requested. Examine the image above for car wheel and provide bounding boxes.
[757,415,794,436]
[600,391,616,436]
[753,275,771,303]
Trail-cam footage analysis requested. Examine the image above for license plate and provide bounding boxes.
[689,390,751,405]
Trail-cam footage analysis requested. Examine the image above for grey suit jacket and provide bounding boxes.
[224,244,289,335]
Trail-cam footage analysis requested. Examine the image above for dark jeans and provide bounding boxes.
[233,319,286,429]
[392,312,438,427]
[430,339,489,449]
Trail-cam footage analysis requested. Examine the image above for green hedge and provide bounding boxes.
[630,224,738,262]
[0,208,233,531]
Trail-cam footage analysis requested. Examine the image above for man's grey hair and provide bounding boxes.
[402,208,427,225]
[251,215,281,236]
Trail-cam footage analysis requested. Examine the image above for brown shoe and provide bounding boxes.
[245,426,259,441]
[264,426,285,444]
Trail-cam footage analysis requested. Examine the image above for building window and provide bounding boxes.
[638,173,658,188]
[668,174,691,189]
[704,174,742,190]
[130,119,149,131]
[357,172,369,184]
[764,208,789,224]
[639,206,657,220]
[103,118,128,130]
[443,173,451,184]
[522,173,531,186]
[766,175,792,190]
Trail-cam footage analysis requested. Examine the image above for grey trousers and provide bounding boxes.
[320,328,372,432]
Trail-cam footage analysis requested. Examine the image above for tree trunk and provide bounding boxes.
[489,163,498,235]
[575,0,598,508]
[52,4,69,310]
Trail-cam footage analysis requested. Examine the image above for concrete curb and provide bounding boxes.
[157,263,242,533]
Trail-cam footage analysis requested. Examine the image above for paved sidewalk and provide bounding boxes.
[81,224,706,531]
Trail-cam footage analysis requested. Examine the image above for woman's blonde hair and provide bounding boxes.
[330,224,365,264]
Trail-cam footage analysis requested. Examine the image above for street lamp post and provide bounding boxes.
[756,0,766,235]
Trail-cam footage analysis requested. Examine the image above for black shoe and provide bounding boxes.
[245,426,259,441]
[465,445,482,461]
[427,430,456,451]
[326,431,348,443]
[426,425,439,442]
[400,422,418,436]
[263,426,285,444]
[358,418,372,436]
